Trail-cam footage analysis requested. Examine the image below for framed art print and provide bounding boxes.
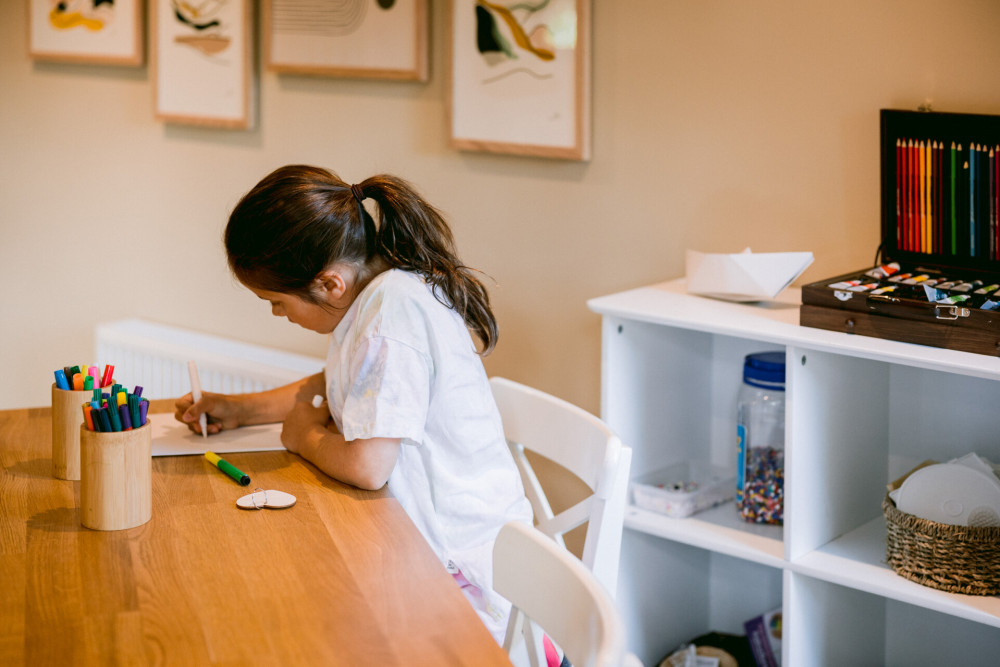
[448,0,590,160]
[28,0,144,65]
[153,0,254,129]
[265,0,428,81]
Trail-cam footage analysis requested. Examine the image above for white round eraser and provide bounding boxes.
[312,395,325,408]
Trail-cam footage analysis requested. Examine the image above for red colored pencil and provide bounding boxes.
[902,139,910,251]
[910,138,919,251]
[896,139,903,248]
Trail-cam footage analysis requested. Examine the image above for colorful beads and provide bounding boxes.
[739,446,784,524]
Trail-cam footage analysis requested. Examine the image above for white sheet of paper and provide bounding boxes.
[150,418,285,457]
[685,248,814,301]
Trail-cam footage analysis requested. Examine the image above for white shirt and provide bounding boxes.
[324,269,532,642]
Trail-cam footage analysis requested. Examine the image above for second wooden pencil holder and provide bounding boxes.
[51,383,93,480]
[80,420,153,531]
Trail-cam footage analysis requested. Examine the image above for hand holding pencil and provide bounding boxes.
[177,361,233,437]
[174,384,243,437]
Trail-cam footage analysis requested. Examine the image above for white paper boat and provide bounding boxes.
[685,248,814,302]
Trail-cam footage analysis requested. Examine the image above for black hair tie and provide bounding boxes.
[350,183,366,202]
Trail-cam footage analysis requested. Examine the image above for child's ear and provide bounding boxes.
[314,270,348,301]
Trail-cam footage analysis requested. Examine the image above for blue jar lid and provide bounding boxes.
[743,351,785,388]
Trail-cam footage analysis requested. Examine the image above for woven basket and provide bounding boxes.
[882,494,1000,596]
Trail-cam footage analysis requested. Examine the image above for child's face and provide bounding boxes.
[249,287,343,334]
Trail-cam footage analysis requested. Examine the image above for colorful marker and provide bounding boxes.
[100,364,115,388]
[204,451,250,486]
[54,369,70,390]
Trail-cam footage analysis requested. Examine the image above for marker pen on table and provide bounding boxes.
[187,360,208,438]
[204,451,250,486]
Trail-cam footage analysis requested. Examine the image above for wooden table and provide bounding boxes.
[0,403,512,666]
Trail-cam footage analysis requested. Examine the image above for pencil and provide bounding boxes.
[995,146,999,259]
[991,147,996,260]
[926,140,934,253]
[187,361,208,439]
[950,142,957,255]
[914,141,927,252]
[936,140,944,252]
[896,138,903,248]
[970,143,976,257]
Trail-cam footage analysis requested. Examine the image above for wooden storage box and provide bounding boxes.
[801,109,1000,355]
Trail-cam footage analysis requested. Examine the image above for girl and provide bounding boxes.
[174,164,532,643]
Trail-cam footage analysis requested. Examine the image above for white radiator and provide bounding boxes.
[95,319,324,399]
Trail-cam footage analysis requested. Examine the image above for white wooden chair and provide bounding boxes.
[494,521,631,667]
[489,377,632,596]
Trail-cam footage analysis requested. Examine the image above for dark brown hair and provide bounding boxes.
[225,165,499,353]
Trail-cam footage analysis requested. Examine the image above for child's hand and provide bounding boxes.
[281,399,331,454]
[174,391,240,435]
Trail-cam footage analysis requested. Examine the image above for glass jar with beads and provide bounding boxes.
[736,351,786,525]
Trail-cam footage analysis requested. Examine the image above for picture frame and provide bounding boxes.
[448,0,590,160]
[27,0,144,66]
[152,0,255,130]
[264,0,428,81]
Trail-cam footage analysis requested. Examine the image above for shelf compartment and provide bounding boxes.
[786,569,1000,665]
[625,502,784,568]
[791,517,1000,629]
[617,528,783,666]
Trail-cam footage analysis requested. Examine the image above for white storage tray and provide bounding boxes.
[631,460,735,518]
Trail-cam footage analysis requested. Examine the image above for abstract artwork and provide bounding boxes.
[28,0,144,65]
[153,0,254,129]
[265,0,428,81]
[449,0,590,160]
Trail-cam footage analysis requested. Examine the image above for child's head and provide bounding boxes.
[225,165,498,353]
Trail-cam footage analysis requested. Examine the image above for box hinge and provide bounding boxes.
[935,304,971,320]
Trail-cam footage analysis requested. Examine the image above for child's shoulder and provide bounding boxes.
[354,270,443,345]
[357,269,438,321]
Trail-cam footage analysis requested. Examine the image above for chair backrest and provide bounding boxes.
[489,377,632,596]
[494,521,627,667]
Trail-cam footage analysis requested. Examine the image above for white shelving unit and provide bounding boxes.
[588,279,1000,666]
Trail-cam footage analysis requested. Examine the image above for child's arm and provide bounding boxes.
[281,399,400,491]
[175,372,326,435]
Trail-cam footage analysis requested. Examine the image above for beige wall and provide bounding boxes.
[3,1,1000,413]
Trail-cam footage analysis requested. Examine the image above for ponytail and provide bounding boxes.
[360,174,499,354]
[226,165,499,354]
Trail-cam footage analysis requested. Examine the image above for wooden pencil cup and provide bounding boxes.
[80,420,153,531]
[51,383,94,480]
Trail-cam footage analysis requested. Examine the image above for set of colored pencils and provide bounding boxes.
[82,383,149,432]
[895,138,1000,259]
